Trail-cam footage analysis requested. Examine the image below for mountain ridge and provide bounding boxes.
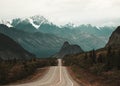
[0,15,115,30]
[106,26,120,48]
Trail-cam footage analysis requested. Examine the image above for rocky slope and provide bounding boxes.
[0,33,35,60]
[106,26,120,48]
[55,41,83,58]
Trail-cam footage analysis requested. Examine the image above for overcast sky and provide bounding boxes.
[0,0,120,26]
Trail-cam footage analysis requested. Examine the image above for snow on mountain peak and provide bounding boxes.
[27,18,40,29]
[10,15,50,29]
[28,15,50,29]
[0,20,13,27]
[30,15,49,25]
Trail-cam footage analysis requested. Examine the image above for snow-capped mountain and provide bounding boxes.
[10,15,51,32]
[30,15,49,28]
[0,15,116,57]
[0,15,51,32]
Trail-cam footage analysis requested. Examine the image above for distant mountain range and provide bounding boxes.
[0,15,116,57]
[0,33,35,60]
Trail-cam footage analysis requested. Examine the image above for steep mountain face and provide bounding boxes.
[0,33,35,60]
[55,41,83,58]
[106,26,120,48]
[0,24,66,57]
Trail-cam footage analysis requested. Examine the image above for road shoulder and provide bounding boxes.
[8,67,49,85]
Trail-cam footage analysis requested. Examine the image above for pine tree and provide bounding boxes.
[117,50,120,70]
[97,54,103,63]
[106,46,113,70]
[92,49,96,64]
[84,53,88,60]
[0,57,2,62]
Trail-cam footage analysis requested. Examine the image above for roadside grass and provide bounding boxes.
[63,48,120,86]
